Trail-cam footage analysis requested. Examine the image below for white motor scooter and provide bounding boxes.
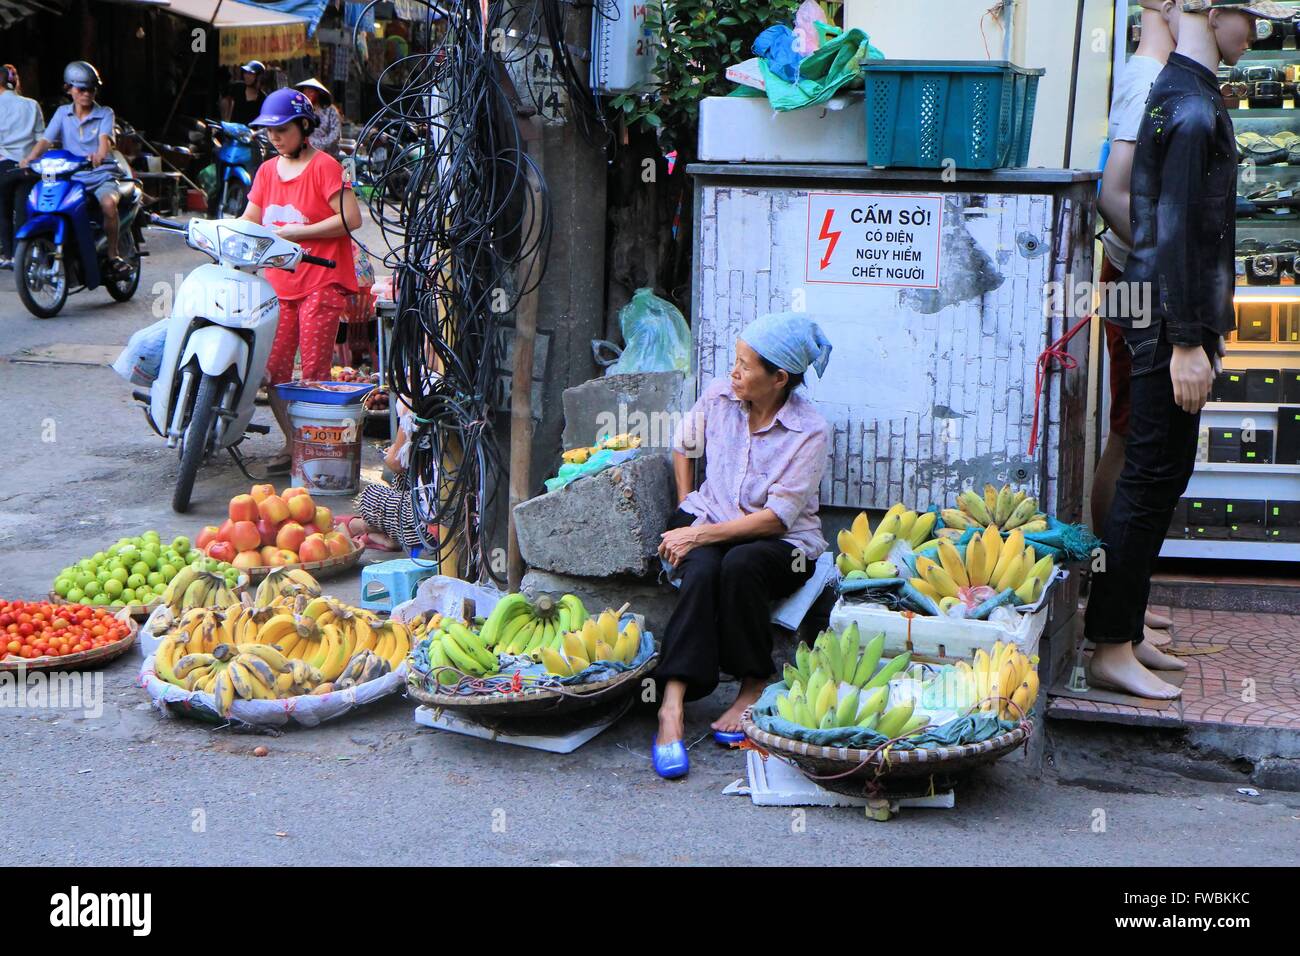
[136,216,336,512]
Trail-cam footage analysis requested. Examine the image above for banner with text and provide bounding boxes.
[219,25,315,66]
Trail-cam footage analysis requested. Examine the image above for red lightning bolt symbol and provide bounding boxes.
[817,209,840,271]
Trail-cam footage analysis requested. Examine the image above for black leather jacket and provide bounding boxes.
[1123,53,1237,347]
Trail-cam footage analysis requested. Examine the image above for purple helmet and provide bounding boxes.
[249,88,318,133]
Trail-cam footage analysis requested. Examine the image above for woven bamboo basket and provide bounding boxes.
[741,707,1031,796]
[242,541,363,582]
[407,652,658,719]
[0,616,139,672]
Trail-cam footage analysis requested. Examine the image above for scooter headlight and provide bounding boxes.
[34,157,81,178]
[216,226,273,266]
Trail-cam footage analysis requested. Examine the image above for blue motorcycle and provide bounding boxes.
[14,150,145,319]
[204,119,266,219]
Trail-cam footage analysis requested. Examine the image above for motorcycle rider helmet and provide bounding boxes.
[249,87,319,135]
[240,60,266,75]
[63,60,102,91]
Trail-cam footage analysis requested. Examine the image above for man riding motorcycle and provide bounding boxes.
[22,61,130,277]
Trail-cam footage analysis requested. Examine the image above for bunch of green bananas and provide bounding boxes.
[425,619,499,685]
[941,484,1047,533]
[162,566,242,616]
[775,624,927,736]
[477,591,589,657]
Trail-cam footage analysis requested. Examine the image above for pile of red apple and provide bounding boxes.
[196,484,355,571]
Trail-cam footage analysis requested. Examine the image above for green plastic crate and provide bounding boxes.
[863,60,1044,170]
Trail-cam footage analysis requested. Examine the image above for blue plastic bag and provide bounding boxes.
[602,288,690,376]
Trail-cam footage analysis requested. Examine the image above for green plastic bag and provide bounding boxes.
[759,24,885,112]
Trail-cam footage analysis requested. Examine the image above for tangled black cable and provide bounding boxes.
[350,0,556,583]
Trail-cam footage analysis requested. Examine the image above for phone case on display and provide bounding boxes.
[1241,429,1274,464]
[1267,498,1300,527]
[1190,525,1232,540]
[1283,369,1300,402]
[1251,81,1285,108]
[1223,499,1266,526]
[1265,527,1300,542]
[1209,428,1244,463]
[1229,524,1268,540]
[1236,305,1273,341]
[1185,497,1226,526]
[1277,406,1300,463]
[1213,370,1248,402]
[1246,367,1283,401]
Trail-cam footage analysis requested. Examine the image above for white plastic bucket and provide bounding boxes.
[287,400,364,496]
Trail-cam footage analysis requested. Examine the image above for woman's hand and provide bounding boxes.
[659,524,712,566]
[275,223,311,243]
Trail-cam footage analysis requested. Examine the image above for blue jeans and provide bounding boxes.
[1084,320,1219,645]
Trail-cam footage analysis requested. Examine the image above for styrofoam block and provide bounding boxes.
[697,94,867,164]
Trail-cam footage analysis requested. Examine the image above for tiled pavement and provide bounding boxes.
[1047,607,1300,731]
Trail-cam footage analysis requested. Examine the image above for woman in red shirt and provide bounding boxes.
[243,88,362,475]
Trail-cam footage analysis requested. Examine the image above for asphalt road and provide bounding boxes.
[2,222,1299,867]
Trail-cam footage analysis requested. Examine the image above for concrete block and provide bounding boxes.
[522,570,679,640]
[561,371,689,451]
[514,452,674,578]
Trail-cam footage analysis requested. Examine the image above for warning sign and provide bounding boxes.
[805,192,943,288]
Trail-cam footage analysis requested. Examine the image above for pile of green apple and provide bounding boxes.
[50,531,240,608]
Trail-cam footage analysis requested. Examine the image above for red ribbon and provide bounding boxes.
[1027,315,1093,458]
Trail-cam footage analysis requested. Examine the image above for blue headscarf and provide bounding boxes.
[739,312,833,378]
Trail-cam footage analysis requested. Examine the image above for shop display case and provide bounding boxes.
[1120,0,1300,562]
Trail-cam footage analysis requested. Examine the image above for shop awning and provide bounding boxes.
[161,0,311,29]
[156,0,322,64]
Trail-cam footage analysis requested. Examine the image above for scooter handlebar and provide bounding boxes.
[148,214,186,231]
[300,253,336,268]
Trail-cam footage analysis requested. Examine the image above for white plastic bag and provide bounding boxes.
[112,318,168,386]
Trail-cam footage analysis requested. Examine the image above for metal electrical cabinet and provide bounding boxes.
[688,163,1099,681]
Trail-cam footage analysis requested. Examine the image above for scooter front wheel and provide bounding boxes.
[14,237,68,318]
[172,371,222,513]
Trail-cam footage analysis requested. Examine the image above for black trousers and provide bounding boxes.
[0,160,33,258]
[1085,321,1219,645]
[655,508,814,701]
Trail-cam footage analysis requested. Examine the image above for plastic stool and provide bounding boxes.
[359,559,438,612]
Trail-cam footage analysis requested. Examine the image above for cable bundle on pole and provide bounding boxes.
[352,0,555,583]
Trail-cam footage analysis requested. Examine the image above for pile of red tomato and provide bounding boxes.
[0,600,132,660]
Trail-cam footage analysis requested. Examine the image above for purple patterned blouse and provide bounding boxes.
[671,379,830,559]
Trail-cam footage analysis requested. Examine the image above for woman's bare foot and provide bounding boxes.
[1087,642,1181,700]
[1134,640,1186,672]
[656,703,684,746]
[1143,625,1172,648]
[711,676,769,733]
[1144,608,1173,630]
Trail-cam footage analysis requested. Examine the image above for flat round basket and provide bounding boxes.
[741,708,1031,794]
[49,573,249,621]
[407,652,658,719]
[241,541,364,583]
[0,616,139,672]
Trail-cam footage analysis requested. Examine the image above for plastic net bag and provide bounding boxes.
[112,318,168,387]
[601,288,690,376]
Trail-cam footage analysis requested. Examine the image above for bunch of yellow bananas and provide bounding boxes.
[836,503,937,578]
[539,612,640,677]
[941,484,1048,533]
[775,624,927,736]
[477,591,589,657]
[911,530,1055,612]
[950,640,1039,721]
[253,567,321,608]
[161,566,243,616]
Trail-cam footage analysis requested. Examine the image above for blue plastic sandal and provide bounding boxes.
[652,736,690,779]
[713,730,745,745]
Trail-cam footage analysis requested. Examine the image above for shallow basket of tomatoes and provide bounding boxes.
[0,600,138,672]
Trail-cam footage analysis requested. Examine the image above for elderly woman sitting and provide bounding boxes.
[652,312,833,779]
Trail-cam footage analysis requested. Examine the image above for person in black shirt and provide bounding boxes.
[1086,0,1265,700]
[221,61,267,127]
